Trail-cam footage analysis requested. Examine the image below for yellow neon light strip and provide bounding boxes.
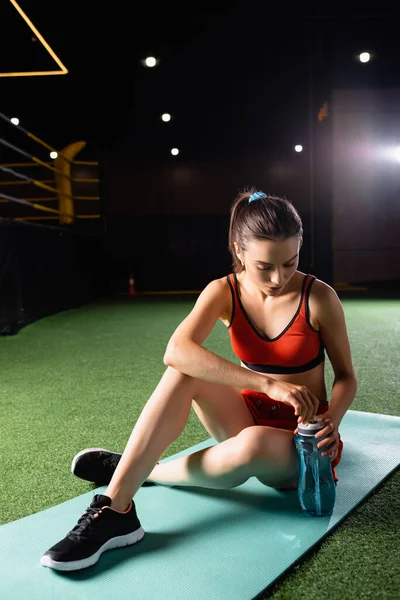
[1,0,68,77]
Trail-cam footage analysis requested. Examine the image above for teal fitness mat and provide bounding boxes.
[1,410,399,600]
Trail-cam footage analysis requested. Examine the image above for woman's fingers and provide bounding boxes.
[322,441,338,458]
[293,390,308,421]
[317,436,334,449]
[307,390,320,421]
[297,387,319,422]
[316,424,331,438]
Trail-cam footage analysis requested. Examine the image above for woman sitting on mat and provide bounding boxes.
[41,188,358,571]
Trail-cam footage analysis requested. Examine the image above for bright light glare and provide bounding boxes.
[295,145,303,153]
[171,148,179,156]
[50,151,58,159]
[11,117,19,125]
[162,113,171,122]
[145,56,157,67]
[375,146,400,163]
[359,52,371,63]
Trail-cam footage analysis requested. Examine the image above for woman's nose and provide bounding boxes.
[270,270,283,286]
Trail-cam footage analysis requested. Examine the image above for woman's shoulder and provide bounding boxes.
[295,271,332,292]
[307,276,342,329]
[308,276,337,298]
[201,276,234,323]
[207,275,234,300]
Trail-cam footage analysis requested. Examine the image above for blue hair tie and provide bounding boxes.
[248,191,267,203]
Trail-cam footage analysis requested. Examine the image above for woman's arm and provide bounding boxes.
[314,281,358,426]
[329,376,358,426]
[164,279,274,394]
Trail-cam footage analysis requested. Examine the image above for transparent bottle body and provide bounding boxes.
[294,434,336,517]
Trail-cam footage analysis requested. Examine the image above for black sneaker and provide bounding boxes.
[40,494,144,571]
[71,448,160,486]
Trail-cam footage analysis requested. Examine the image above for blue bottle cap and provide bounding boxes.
[297,419,325,437]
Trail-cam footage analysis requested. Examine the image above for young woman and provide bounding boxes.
[41,189,357,571]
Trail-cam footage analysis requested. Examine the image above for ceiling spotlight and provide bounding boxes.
[161,113,171,122]
[145,56,157,67]
[294,145,303,153]
[50,151,58,159]
[171,148,179,156]
[10,117,19,126]
[359,52,371,63]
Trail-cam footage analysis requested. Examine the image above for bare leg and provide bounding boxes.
[104,367,201,510]
[145,437,251,489]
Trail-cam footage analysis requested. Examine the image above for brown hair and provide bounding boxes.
[228,187,303,273]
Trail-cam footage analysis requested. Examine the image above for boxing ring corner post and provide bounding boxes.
[55,142,87,225]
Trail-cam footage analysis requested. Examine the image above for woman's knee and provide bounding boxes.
[235,426,299,488]
[235,425,295,465]
[163,366,199,391]
[235,426,268,465]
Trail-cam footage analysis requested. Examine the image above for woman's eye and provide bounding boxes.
[257,263,295,271]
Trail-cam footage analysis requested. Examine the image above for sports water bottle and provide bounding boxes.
[294,419,336,517]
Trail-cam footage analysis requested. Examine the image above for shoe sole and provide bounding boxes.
[71,447,121,478]
[40,526,145,571]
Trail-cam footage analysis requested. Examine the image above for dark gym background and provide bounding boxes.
[1,0,399,333]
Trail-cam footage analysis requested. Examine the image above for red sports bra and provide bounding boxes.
[225,273,325,374]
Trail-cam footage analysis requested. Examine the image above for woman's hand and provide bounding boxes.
[293,410,340,462]
[264,379,320,423]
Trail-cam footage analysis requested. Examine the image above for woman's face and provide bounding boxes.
[237,236,300,295]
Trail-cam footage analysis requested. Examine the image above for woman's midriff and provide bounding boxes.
[240,362,343,483]
[241,360,328,418]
